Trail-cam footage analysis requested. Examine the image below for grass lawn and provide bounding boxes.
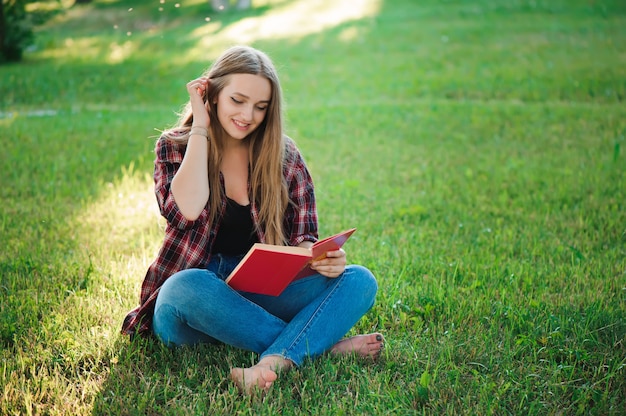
[1,0,625,414]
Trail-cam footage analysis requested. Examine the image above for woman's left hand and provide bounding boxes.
[310,249,346,278]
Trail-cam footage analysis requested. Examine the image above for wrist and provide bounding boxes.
[189,126,209,139]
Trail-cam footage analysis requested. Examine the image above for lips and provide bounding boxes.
[233,119,250,129]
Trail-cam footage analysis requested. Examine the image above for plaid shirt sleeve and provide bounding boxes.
[121,137,216,336]
[122,136,317,336]
[155,138,209,230]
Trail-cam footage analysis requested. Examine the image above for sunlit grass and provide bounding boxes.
[205,0,382,43]
[29,0,381,64]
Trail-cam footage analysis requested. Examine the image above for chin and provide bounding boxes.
[231,126,258,140]
[229,131,250,140]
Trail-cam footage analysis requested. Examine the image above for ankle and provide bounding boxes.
[258,355,293,372]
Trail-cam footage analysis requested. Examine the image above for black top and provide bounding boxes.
[212,197,258,255]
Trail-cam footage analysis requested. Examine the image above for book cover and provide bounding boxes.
[225,228,356,296]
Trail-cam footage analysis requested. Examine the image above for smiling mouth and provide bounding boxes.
[233,119,249,128]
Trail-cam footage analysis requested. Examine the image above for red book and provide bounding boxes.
[225,228,356,296]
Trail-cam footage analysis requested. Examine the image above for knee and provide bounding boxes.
[343,265,378,301]
[156,268,209,306]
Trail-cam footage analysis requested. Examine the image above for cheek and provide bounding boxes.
[255,110,268,124]
[215,103,230,124]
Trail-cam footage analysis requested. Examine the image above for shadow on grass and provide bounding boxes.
[92,335,394,414]
[91,337,248,414]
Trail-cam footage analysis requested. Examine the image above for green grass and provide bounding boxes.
[1,0,625,414]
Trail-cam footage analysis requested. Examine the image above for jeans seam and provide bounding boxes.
[279,269,349,363]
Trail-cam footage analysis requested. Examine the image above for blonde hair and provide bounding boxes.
[163,45,288,245]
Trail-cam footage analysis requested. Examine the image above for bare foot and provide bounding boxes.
[230,365,277,393]
[230,355,292,394]
[330,333,385,359]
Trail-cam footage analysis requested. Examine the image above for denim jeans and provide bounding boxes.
[152,254,378,366]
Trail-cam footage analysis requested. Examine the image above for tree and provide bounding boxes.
[0,0,34,63]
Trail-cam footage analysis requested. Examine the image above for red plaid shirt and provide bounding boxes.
[121,135,318,336]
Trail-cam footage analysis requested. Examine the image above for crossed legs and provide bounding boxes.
[153,264,383,394]
[230,333,385,393]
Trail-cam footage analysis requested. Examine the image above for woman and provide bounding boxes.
[122,45,384,392]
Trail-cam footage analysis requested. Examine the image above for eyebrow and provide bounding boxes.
[232,92,270,103]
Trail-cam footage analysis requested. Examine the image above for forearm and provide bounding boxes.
[171,134,210,220]
[297,240,314,249]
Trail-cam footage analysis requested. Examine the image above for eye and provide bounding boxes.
[256,106,268,111]
[231,97,243,104]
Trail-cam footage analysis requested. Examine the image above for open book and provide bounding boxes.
[225,228,356,296]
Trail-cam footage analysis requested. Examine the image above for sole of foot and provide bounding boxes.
[330,333,385,359]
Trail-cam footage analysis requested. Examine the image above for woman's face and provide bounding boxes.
[215,73,272,141]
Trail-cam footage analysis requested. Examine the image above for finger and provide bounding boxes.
[325,249,346,258]
[323,269,343,278]
[311,259,331,268]
[187,78,208,94]
[312,256,346,269]
[312,264,345,277]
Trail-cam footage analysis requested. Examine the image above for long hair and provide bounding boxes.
[162,45,288,245]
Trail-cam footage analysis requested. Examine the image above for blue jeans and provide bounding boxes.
[152,254,378,366]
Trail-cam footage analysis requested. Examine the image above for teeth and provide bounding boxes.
[234,120,248,127]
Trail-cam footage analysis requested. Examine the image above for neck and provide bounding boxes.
[222,135,248,151]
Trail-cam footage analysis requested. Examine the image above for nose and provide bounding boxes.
[241,105,254,122]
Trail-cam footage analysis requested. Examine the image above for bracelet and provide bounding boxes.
[189,126,209,138]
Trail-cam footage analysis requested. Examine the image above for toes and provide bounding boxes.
[230,366,277,394]
[329,333,386,359]
[367,335,385,358]
[260,367,278,384]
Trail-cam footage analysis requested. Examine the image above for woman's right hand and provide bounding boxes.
[186,76,211,128]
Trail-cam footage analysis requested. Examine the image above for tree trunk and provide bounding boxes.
[210,0,251,12]
[211,0,229,11]
[0,0,5,59]
[236,0,251,10]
